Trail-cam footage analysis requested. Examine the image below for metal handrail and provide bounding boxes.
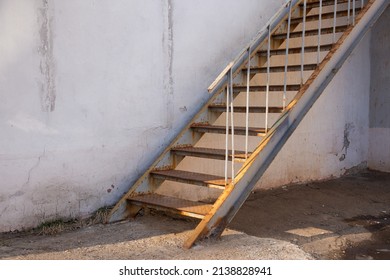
[217,0,365,184]
[208,0,301,94]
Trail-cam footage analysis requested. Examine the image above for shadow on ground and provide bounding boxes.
[230,170,390,259]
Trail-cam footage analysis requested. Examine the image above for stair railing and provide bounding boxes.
[212,0,366,185]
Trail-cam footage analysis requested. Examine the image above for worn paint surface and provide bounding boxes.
[0,0,285,232]
[369,6,390,172]
[38,0,56,112]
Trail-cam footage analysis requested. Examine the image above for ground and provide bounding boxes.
[0,170,389,260]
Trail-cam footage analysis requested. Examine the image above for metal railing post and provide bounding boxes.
[348,0,351,24]
[353,0,356,25]
[224,74,230,185]
[301,0,307,85]
[245,47,251,159]
[265,25,271,132]
[317,0,323,65]
[333,0,338,43]
[229,69,235,184]
[283,1,293,109]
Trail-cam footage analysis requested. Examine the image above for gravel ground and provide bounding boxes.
[0,215,311,260]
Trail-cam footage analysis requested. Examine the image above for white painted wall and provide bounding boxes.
[368,6,390,172]
[0,0,285,232]
[257,32,371,189]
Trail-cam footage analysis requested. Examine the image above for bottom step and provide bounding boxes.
[128,194,213,219]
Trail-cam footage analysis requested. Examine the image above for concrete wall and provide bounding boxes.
[368,6,390,172]
[0,0,285,231]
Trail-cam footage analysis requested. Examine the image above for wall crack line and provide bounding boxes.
[24,147,46,186]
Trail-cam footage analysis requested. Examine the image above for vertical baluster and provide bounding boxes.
[265,26,271,132]
[283,1,292,109]
[224,73,230,185]
[317,0,322,65]
[361,0,364,9]
[333,0,338,43]
[353,0,356,25]
[347,0,351,25]
[229,69,235,184]
[301,0,307,85]
[245,47,250,159]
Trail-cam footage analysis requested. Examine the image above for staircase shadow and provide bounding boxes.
[229,170,390,259]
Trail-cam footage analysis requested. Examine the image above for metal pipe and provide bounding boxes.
[353,0,356,25]
[361,0,364,9]
[333,0,338,43]
[301,0,307,85]
[229,69,235,183]
[245,47,251,159]
[265,25,271,133]
[317,0,323,65]
[283,1,293,109]
[224,74,230,184]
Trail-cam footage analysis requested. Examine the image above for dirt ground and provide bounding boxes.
[0,170,389,260]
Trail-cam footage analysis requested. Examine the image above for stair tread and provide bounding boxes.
[128,194,213,217]
[291,9,361,24]
[244,63,317,73]
[172,146,250,159]
[209,104,283,113]
[151,169,229,186]
[233,84,301,92]
[273,25,348,39]
[258,44,333,56]
[191,124,267,136]
[301,0,357,8]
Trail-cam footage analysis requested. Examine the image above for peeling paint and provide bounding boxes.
[38,0,56,112]
[339,123,354,161]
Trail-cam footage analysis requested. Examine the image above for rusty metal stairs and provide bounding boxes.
[108,0,389,248]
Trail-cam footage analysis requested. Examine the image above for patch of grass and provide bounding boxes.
[89,207,111,224]
[7,206,114,237]
[37,219,66,235]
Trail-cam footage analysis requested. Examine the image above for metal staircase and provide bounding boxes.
[107,0,389,248]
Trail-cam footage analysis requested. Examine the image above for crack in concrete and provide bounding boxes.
[24,147,46,186]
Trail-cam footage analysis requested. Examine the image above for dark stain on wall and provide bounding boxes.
[38,0,56,112]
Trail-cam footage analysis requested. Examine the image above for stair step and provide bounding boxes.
[171,146,250,161]
[291,9,360,25]
[209,105,284,113]
[258,44,333,56]
[128,194,213,219]
[151,169,228,189]
[243,64,317,74]
[233,84,301,93]
[191,124,267,136]
[301,0,358,9]
[273,25,348,40]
